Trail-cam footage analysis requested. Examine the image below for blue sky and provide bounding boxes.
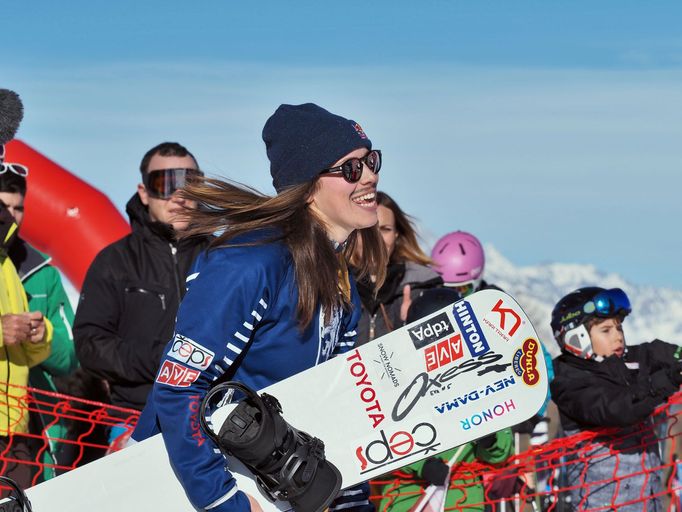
[3,1,682,289]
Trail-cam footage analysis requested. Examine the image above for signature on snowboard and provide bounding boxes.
[391,351,511,421]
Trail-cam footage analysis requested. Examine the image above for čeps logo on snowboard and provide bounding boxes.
[355,422,440,474]
[424,334,464,372]
[512,338,540,386]
[453,300,490,356]
[408,312,454,350]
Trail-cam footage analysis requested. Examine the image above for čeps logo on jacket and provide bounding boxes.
[168,334,215,371]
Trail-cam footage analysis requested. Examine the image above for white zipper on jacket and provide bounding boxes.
[169,243,182,300]
[59,303,73,340]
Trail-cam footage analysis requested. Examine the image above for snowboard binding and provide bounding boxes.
[0,476,33,512]
[200,382,341,512]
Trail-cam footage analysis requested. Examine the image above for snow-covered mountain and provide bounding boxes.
[62,245,682,358]
[484,245,682,357]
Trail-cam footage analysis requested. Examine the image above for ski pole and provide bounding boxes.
[513,431,520,512]
[413,444,467,512]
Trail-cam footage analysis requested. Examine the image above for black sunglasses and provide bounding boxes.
[319,150,382,183]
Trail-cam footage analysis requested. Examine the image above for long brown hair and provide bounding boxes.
[179,176,387,328]
[377,191,432,266]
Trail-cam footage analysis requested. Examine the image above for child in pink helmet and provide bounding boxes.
[430,231,490,296]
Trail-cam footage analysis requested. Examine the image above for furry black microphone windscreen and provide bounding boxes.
[0,89,24,145]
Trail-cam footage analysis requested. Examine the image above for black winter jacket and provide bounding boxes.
[550,339,682,431]
[74,194,209,411]
[551,340,682,510]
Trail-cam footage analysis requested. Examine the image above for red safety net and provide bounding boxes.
[0,382,139,493]
[2,383,682,511]
[371,392,682,511]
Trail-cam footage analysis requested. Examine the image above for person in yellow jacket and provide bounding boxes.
[0,197,52,491]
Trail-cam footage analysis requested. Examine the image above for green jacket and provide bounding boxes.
[379,429,513,511]
[10,240,78,388]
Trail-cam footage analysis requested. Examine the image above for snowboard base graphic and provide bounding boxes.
[20,289,548,511]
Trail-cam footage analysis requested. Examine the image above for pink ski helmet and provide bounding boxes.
[430,231,485,291]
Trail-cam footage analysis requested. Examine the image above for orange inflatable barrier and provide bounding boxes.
[4,139,131,289]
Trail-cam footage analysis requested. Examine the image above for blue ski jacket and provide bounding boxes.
[133,233,367,512]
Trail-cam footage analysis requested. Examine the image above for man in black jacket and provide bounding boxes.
[74,142,209,439]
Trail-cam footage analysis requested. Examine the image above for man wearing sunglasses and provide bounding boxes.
[74,142,209,446]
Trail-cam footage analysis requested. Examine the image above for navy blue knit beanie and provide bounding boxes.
[262,103,372,193]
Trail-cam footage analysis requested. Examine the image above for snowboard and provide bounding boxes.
[19,289,548,511]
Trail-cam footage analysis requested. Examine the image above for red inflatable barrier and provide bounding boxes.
[4,139,131,289]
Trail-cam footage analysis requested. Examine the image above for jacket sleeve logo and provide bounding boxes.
[168,334,215,370]
[156,360,200,387]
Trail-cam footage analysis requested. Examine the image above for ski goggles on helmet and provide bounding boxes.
[445,282,476,297]
[0,162,29,178]
[143,168,203,199]
[318,150,382,183]
[584,288,632,318]
[443,277,482,298]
